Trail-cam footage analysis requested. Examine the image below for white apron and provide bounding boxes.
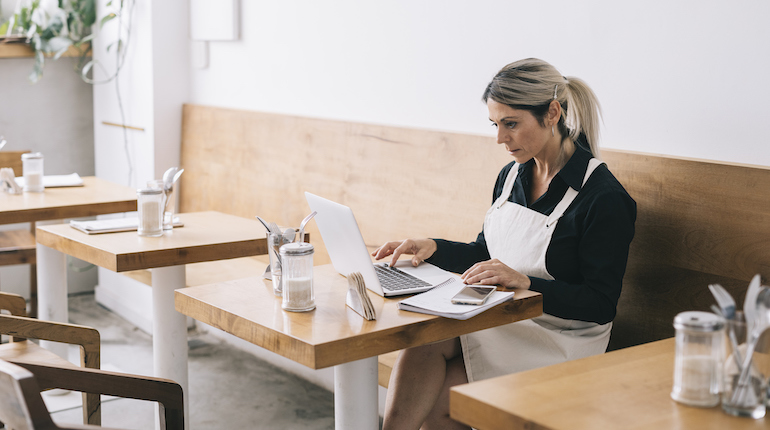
[460,158,612,382]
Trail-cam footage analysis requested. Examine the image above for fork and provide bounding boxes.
[709,284,743,368]
[709,283,736,319]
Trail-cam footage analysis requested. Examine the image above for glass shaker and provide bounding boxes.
[22,152,44,192]
[137,188,164,237]
[279,242,315,312]
[671,311,725,407]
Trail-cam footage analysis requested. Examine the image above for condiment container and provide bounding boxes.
[671,311,725,407]
[280,242,315,312]
[267,231,283,296]
[22,152,44,192]
[137,188,164,237]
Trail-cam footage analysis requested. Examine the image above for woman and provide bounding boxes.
[372,58,636,430]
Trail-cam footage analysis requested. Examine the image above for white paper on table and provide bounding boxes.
[397,277,515,320]
[15,173,84,188]
[70,217,183,234]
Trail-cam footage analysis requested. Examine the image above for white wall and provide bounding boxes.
[90,0,190,332]
[0,0,98,298]
[190,0,770,167]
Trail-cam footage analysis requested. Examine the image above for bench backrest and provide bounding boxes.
[0,151,31,177]
[179,104,770,350]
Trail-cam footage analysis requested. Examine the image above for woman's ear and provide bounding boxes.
[548,99,562,126]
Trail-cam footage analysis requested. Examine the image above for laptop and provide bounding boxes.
[305,192,457,297]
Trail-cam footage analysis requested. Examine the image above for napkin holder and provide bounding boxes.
[346,272,376,320]
[0,168,22,194]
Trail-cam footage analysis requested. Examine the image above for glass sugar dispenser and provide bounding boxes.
[279,242,315,312]
[670,311,725,407]
[21,152,44,193]
[136,187,164,237]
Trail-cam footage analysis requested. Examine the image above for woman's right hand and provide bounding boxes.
[371,238,437,268]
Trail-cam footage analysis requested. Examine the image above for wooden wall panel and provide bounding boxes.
[180,104,508,265]
[0,151,31,177]
[179,104,770,351]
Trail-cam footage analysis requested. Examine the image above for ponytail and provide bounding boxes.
[563,76,602,158]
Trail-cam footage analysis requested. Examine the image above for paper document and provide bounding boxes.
[15,173,84,188]
[398,277,515,320]
[69,217,183,234]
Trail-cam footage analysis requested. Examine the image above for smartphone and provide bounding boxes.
[451,285,496,305]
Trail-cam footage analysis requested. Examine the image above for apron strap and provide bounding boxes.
[495,163,520,209]
[545,158,603,228]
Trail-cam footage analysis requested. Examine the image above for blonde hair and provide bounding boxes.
[482,58,603,157]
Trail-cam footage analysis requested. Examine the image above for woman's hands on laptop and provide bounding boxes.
[372,238,438,268]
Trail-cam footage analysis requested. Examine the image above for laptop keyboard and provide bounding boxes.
[374,264,431,291]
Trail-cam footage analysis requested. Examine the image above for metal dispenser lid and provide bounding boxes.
[673,311,724,332]
[280,242,314,256]
[137,187,163,195]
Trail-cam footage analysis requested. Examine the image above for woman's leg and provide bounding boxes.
[422,354,470,430]
[382,337,469,430]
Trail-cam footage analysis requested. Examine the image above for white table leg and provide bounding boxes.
[36,243,69,360]
[334,356,379,430]
[151,265,189,430]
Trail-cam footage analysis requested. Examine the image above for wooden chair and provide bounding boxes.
[0,292,100,426]
[0,358,183,430]
[0,150,37,318]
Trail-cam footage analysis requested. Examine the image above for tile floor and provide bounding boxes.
[45,293,341,429]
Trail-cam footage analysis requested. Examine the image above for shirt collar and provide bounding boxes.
[559,146,592,191]
[519,145,592,191]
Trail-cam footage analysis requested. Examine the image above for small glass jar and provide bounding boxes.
[22,152,44,193]
[280,242,315,312]
[671,311,725,407]
[137,188,164,237]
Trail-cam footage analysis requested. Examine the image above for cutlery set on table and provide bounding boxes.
[708,275,770,418]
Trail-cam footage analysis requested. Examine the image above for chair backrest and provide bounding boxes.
[0,151,31,177]
[0,359,57,430]
[0,291,28,317]
[0,291,30,343]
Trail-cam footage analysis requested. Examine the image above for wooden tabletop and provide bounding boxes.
[0,176,137,224]
[175,264,543,369]
[450,337,767,430]
[35,211,269,272]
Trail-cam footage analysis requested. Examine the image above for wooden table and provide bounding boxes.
[450,337,767,430]
[0,176,136,317]
[174,265,543,430]
[0,176,136,224]
[36,211,270,430]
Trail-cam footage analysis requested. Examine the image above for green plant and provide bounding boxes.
[1,0,122,83]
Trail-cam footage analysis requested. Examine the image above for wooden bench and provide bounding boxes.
[0,150,37,316]
[173,104,770,388]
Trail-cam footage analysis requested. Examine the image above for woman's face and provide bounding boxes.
[487,99,551,164]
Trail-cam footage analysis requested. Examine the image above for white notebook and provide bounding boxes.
[15,173,84,188]
[69,217,183,234]
[397,278,515,320]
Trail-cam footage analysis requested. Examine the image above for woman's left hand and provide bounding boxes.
[461,259,531,290]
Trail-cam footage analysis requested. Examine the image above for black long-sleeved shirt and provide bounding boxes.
[425,146,636,324]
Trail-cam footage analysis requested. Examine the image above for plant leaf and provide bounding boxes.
[77,33,95,44]
[100,12,116,29]
[29,50,45,84]
[48,36,72,59]
[80,59,95,79]
[79,0,97,27]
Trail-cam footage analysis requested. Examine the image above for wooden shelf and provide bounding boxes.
[0,43,90,59]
